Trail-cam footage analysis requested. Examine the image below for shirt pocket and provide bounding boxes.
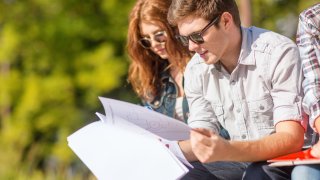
[211,104,225,126]
[247,96,274,130]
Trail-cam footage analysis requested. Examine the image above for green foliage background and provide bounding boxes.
[0,0,318,179]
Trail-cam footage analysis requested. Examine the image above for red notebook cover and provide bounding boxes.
[267,149,320,167]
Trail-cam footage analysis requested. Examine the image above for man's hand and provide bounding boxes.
[190,128,230,163]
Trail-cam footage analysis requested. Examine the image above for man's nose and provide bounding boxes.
[188,40,200,52]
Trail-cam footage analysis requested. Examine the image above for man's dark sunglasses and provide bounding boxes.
[176,15,221,46]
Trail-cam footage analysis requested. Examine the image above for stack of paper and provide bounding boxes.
[67,97,192,180]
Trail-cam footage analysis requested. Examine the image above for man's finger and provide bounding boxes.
[191,128,214,137]
[190,130,212,146]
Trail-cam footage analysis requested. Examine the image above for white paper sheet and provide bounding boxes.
[95,112,193,168]
[99,97,191,141]
[68,120,189,180]
[68,97,194,180]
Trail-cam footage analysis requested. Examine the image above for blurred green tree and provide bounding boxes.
[0,0,136,179]
[249,0,318,38]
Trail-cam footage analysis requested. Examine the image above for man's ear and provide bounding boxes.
[220,12,234,30]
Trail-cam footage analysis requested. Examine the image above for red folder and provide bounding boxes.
[267,149,320,167]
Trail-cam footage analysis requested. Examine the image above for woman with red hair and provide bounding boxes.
[127,0,190,122]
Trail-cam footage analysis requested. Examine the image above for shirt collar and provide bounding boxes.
[238,26,256,66]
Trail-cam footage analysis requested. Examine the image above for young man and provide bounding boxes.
[167,0,305,179]
[291,3,320,180]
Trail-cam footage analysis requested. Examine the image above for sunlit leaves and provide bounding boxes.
[0,0,132,179]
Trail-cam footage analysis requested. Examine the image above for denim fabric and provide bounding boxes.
[203,161,249,180]
[291,165,320,180]
[145,70,190,123]
[243,161,294,180]
[181,161,220,180]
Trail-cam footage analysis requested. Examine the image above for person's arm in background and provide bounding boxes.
[296,4,320,157]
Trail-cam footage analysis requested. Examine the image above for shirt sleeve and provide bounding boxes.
[269,40,303,125]
[297,10,320,130]
[184,54,220,133]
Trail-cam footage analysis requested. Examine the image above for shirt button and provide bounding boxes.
[230,80,236,85]
[241,135,246,139]
[236,109,241,113]
[259,105,264,110]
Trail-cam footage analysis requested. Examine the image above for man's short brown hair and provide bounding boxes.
[167,0,241,27]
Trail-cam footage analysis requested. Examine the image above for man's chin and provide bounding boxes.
[201,57,214,65]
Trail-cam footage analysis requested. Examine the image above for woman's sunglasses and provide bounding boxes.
[138,31,166,49]
[175,15,221,47]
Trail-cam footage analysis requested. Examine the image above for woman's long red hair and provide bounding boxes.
[127,0,190,102]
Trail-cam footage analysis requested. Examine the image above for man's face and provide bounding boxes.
[177,15,228,65]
